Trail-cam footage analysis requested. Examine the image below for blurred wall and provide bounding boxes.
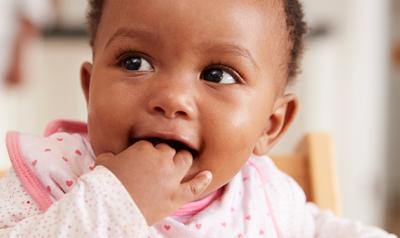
[386,0,400,233]
[274,0,392,228]
[0,38,89,169]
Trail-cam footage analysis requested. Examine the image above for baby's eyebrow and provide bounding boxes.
[104,27,259,70]
[198,42,259,70]
[105,27,161,49]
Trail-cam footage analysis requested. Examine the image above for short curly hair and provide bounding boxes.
[86,0,307,82]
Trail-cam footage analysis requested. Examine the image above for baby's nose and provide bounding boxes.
[146,81,197,120]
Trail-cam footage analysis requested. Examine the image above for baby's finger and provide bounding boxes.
[125,140,153,154]
[178,170,212,203]
[173,150,193,177]
[155,143,176,157]
[95,152,115,166]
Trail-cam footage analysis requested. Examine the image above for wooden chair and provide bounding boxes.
[270,133,340,214]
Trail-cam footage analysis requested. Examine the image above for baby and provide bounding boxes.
[0,0,397,237]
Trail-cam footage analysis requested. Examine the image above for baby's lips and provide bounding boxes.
[131,131,200,156]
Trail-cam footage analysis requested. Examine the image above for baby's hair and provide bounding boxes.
[86,0,307,82]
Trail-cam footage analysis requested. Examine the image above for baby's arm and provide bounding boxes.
[1,139,212,237]
[0,166,149,237]
[0,169,40,228]
[308,203,397,238]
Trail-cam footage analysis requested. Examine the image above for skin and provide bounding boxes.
[81,0,298,225]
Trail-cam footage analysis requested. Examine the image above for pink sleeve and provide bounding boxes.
[0,166,149,238]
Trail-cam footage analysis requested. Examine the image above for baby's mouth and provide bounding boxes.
[131,137,199,158]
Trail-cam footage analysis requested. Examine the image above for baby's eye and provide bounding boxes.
[121,56,153,72]
[201,66,237,85]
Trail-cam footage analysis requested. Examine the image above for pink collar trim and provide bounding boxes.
[173,187,224,216]
[44,119,88,137]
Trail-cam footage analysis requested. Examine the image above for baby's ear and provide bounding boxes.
[253,94,298,155]
[80,62,93,103]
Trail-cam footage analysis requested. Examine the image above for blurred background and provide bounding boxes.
[0,0,399,235]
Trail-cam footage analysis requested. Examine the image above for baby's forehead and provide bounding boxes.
[99,0,288,42]
[96,0,290,85]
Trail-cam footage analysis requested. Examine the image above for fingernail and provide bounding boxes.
[201,171,212,182]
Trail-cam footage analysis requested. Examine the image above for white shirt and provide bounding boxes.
[0,121,396,237]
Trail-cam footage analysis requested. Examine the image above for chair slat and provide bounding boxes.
[271,133,340,214]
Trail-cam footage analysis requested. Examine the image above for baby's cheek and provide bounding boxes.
[228,108,253,130]
[227,117,262,147]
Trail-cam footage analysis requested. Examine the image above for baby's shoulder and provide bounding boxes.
[5,122,95,210]
[247,155,315,237]
[6,119,94,173]
[247,155,304,196]
[247,155,307,204]
[6,130,94,171]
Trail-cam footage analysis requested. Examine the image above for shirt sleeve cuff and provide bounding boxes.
[80,165,149,237]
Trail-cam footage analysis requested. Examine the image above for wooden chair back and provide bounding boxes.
[271,133,340,214]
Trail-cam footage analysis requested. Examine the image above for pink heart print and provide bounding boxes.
[163,225,171,231]
[66,180,74,187]
[75,149,82,156]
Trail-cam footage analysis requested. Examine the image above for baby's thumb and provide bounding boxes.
[179,171,212,202]
[95,152,115,166]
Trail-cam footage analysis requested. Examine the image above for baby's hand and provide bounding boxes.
[95,141,212,225]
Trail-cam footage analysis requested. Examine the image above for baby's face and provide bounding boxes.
[82,0,296,199]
